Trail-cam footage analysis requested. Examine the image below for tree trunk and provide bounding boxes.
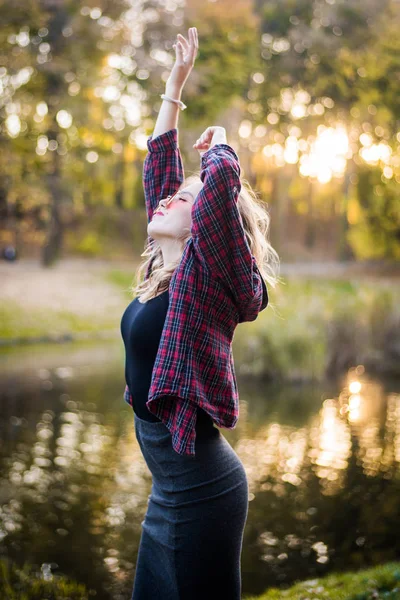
[39,0,69,266]
[305,178,316,248]
[42,148,63,266]
[338,167,353,261]
[114,146,126,208]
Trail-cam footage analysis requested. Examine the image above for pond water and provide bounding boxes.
[0,339,399,599]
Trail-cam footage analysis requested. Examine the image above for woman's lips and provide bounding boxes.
[154,212,164,217]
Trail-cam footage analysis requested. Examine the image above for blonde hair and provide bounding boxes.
[131,170,281,307]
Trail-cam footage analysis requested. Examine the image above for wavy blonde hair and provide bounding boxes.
[131,170,281,308]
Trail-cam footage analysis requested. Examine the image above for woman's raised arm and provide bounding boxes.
[142,28,198,245]
[152,27,198,140]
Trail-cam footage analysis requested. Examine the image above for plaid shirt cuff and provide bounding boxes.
[147,128,178,153]
[200,143,240,167]
[124,384,132,406]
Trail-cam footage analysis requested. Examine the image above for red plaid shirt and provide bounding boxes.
[124,128,268,456]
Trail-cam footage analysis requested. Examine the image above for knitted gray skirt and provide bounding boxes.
[131,407,249,600]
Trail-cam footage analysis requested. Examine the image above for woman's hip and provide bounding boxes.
[134,411,248,509]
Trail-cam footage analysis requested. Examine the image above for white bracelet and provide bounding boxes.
[160,93,187,111]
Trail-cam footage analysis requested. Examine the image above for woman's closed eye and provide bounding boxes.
[168,195,189,205]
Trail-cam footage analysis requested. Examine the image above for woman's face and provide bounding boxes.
[147,180,203,242]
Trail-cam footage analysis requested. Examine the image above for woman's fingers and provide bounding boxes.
[193,131,211,148]
[177,34,189,62]
[173,28,197,65]
[199,127,213,145]
[177,33,189,49]
[187,28,198,63]
[193,27,199,54]
[173,41,183,61]
[193,141,210,148]
[193,126,225,150]
[166,27,198,91]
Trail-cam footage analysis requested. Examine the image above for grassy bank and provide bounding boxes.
[233,277,399,380]
[0,262,132,344]
[243,560,400,599]
[2,558,399,599]
[0,302,119,342]
[0,558,90,599]
[107,268,400,381]
[1,263,399,379]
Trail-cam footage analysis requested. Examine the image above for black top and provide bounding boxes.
[120,288,214,431]
[120,289,169,422]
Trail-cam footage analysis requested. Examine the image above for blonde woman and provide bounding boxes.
[120,26,279,600]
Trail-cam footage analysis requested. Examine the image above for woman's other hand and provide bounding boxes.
[192,126,227,157]
[166,27,198,95]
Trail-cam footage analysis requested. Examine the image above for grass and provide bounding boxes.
[0,558,90,599]
[2,270,399,379]
[243,560,400,599]
[0,267,136,342]
[103,267,136,291]
[0,303,118,341]
[2,558,400,599]
[233,276,400,380]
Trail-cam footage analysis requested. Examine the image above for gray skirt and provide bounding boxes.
[131,407,249,600]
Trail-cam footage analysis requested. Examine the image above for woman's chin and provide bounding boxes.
[148,222,163,235]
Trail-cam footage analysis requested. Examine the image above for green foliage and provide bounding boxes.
[243,560,400,599]
[0,558,90,599]
[234,277,400,381]
[0,301,119,340]
[104,268,137,295]
[180,0,260,123]
[0,0,399,262]
[63,206,147,259]
[348,166,400,260]
[251,0,400,259]
[69,232,102,256]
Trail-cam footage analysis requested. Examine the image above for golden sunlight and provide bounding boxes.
[261,124,351,183]
[299,125,349,183]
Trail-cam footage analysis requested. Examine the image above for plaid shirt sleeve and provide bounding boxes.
[191,143,267,317]
[142,128,184,279]
[124,129,185,407]
[143,127,185,223]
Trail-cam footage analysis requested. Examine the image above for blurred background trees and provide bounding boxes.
[0,0,399,265]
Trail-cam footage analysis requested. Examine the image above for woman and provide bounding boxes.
[120,27,279,600]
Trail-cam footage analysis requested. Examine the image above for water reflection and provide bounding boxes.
[0,342,399,598]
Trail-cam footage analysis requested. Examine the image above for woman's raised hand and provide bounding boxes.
[166,27,198,94]
[192,126,227,157]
